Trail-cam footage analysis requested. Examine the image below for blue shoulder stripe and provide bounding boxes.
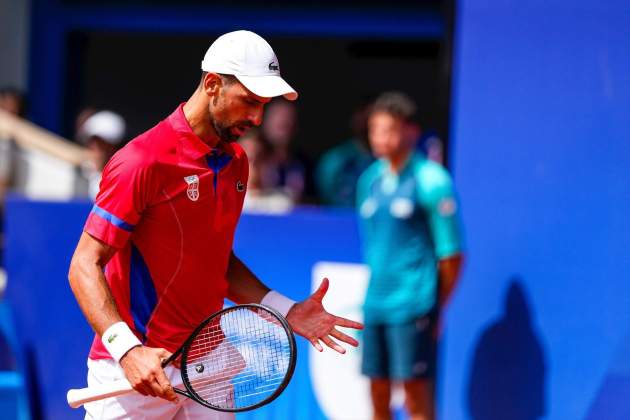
[91,205,135,232]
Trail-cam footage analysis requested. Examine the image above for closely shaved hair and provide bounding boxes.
[199,72,237,88]
[370,91,418,124]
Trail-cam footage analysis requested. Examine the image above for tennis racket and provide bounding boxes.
[67,304,297,412]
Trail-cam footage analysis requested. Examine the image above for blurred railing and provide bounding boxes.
[0,110,85,165]
[0,110,86,200]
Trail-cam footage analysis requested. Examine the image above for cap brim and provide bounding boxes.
[235,74,298,101]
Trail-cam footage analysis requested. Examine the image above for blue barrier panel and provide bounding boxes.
[5,197,94,420]
[445,0,630,419]
[5,197,361,419]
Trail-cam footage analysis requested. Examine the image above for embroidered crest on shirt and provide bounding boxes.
[390,198,414,219]
[236,180,245,192]
[184,175,200,201]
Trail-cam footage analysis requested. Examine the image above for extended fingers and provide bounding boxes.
[321,336,345,354]
[330,328,359,347]
[334,316,364,330]
[309,337,323,352]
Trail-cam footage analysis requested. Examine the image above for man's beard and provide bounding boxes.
[212,118,253,143]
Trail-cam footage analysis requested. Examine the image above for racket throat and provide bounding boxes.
[173,387,189,397]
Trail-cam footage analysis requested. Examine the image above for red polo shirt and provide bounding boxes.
[84,104,248,359]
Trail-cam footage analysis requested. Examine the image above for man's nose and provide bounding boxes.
[250,107,264,127]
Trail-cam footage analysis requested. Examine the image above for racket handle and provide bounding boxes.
[67,379,135,408]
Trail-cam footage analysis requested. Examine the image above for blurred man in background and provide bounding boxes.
[0,87,26,207]
[316,102,373,207]
[0,87,27,272]
[260,99,310,203]
[357,92,463,420]
[73,106,98,142]
[74,110,126,199]
[238,128,293,213]
[0,87,25,117]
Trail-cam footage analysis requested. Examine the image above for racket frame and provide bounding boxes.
[174,303,297,412]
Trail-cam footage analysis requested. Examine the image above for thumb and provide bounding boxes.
[156,348,173,365]
[311,278,329,303]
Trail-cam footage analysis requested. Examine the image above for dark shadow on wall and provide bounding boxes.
[467,278,547,420]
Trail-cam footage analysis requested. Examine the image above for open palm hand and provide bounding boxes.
[286,278,363,354]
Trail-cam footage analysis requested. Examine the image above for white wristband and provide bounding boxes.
[101,322,142,362]
[261,290,296,318]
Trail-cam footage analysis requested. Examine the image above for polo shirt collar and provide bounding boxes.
[168,103,232,161]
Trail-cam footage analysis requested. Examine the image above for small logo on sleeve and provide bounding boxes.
[184,175,200,201]
[107,333,118,344]
[438,197,457,216]
[236,180,245,192]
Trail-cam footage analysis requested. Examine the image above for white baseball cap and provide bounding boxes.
[80,110,126,145]
[201,30,298,101]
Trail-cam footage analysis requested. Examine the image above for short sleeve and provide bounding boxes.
[84,150,153,248]
[355,167,369,211]
[356,161,380,213]
[417,162,463,259]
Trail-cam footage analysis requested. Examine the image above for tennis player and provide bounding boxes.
[68,30,362,419]
[357,92,463,420]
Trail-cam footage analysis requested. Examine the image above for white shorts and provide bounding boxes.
[84,358,234,420]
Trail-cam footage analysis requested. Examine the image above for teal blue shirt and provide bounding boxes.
[357,154,462,324]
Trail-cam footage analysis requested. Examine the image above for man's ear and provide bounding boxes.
[203,73,223,97]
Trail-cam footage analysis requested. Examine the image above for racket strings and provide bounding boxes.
[184,307,292,410]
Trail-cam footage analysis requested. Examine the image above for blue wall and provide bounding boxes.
[442,0,630,419]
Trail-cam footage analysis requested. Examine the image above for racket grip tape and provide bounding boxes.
[67,379,134,408]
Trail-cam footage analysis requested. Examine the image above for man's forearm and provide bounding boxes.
[68,232,123,337]
[225,251,270,304]
[68,254,122,336]
[68,239,145,362]
[438,253,464,305]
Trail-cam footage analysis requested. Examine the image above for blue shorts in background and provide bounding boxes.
[361,312,437,380]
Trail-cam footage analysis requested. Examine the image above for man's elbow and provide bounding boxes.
[68,253,94,293]
[439,253,464,280]
[67,256,81,291]
[439,252,464,267]
[452,252,464,269]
